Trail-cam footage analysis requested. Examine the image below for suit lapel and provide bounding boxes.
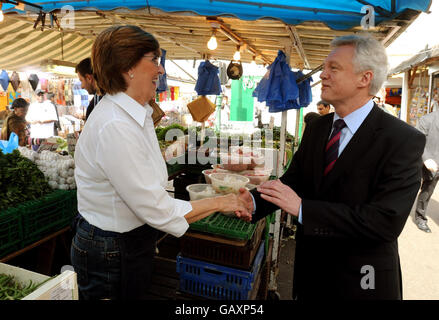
[320,105,383,192]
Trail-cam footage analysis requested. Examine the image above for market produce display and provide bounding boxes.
[0,273,52,300]
[18,148,76,190]
[0,149,51,211]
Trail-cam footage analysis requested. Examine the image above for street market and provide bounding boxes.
[0,0,436,305]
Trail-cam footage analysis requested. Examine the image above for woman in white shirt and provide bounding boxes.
[72,25,250,300]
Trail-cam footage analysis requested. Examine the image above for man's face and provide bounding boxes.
[78,73,96,95]
[317,104,330,115]
[37,94,44,103]
[320,45,364,106]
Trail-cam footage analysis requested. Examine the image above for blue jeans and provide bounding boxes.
[71,216,158,300]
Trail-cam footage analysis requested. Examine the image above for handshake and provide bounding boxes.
[223,179,302,222]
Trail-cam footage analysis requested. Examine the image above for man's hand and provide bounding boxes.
[425,159,438,173]
[237,188,254,222]
[257,179,301,217]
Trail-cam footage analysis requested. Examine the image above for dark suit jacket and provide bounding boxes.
[252,105,426,300]
[85,95,103,121]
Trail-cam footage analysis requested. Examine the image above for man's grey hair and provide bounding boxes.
[331,34,388,96]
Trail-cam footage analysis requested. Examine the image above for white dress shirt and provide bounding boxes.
[26,101,58,138]
[74,92,192,237]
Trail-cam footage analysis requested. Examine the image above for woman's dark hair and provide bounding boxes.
[11,98,29,110]
[304,112,320,125]
[91,25,160,95]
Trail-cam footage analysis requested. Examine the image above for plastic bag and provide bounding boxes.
[252,50,300,113]
[0,132,19,154]
[194,60,222,96]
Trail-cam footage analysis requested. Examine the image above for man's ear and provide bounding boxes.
[358,70,373,89]
[86,74,94,83]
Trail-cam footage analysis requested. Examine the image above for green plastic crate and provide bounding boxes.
[0,207,23,259]
[20,190,77,246]
[189,212,258,241]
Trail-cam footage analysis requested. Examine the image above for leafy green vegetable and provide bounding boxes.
[156,124,186,141]
[56,137,68,153]
[0,149,52,211]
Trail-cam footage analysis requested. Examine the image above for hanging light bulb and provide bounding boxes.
[233,45,241,61]
[207,30,217,50]
[0,4,4,23]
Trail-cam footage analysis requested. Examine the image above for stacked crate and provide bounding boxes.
[176,213,266,300]
[0,190,77,259]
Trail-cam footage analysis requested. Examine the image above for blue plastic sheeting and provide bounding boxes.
[194,60,222,96]
[0,132,19,155]
[3,1,432,30]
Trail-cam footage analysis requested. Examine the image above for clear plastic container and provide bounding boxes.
[210,173,250,194]
[186,184,219,201]
[202,169,213,184]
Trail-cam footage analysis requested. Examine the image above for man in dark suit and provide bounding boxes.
[75,58,103,121]
[238,35,426,300]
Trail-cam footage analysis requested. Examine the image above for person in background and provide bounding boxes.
[75,57,103,121]
[375,87,397,117]
[26,89,58,140]
[46,92,61,136]
[414,109,439,233]
[301,112,321,136]
[237,34,425,300]
[0,98,30,146]
[316,100,331,115]
[72,25,250,300]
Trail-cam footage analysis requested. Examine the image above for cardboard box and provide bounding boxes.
[187,96,216,122]
[149,99,165,127]
[0,262,78,300]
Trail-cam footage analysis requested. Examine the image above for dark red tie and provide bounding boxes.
[324,119,346,176]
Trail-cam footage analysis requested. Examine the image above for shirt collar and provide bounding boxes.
[333,99,374,135]
[106,92,153,127]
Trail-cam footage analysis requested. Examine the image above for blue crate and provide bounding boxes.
[176,241,265,300]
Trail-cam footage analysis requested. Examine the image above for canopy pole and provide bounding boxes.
[269,44,293,293]
[200,122,205,147]
[427,72,433,113]
[401,71,409,122]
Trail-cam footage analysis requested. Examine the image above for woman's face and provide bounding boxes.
[14,106,28,118]
[127,52,164,105]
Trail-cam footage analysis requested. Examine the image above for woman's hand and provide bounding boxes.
[218,193,252,220]
[257,179,301,217]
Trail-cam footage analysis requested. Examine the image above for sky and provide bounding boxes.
[386,0,439,68]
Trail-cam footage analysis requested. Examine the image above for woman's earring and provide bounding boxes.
[129,73,134,79]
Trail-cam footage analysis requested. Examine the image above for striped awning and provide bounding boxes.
[0,16,93,71]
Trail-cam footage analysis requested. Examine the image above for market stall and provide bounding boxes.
[388,44,439,126]
[0,0,432,301]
